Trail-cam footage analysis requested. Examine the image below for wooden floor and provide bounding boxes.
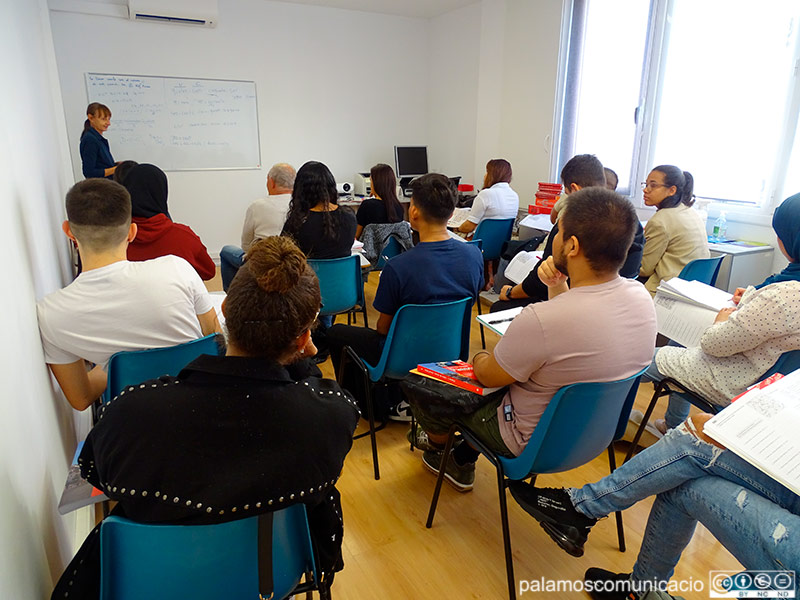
[205,268,742,599]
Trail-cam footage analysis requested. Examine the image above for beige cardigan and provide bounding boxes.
[640,204,709,295]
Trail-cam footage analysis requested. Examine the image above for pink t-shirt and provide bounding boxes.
[494,277,657,456]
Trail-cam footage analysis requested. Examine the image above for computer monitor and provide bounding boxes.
[394,146,429,178]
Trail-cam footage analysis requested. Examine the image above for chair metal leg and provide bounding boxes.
[495,464,516,600]
[607,445,625,553]
[361,305,369,328]
[624,379,671,463]
[339,346,381,479]
[425,425,458,528]
[475,296,486,349]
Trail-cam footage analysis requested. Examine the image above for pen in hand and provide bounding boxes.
[487,316,516,325]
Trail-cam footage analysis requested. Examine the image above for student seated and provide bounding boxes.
[36,179,220,411]
[456,158,519,235]
[508,413,800,600]
[328,173,484,421]
[646,252,800,432]
[281,161,357,259]
[492,154,644,313]
[50,236,360,600]
[639,165,709,296]
[122,163,216,280]
[409,187,656,491]
[220,162,296,291]
[732,191,800,302]
[355,163,404,239]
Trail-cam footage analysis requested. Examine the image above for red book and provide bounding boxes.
[415,361,501,396]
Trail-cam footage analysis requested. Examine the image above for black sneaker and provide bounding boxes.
[387,400,413,422]
[507,483,596,557]
[583,568,639,599]
[422,449,475,492]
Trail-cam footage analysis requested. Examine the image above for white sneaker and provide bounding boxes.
[388,400,412,422]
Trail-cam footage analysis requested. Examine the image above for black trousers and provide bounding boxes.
[328,324,401,420]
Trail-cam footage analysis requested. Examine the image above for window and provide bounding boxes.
[556,0,800,209]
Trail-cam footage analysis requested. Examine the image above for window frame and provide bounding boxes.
[552,0,800,223]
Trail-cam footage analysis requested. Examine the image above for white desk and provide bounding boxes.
[708,241,774,293]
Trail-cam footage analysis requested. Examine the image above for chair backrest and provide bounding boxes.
[498,369,647,480]
[308,255,363,316]
[376,236,404,270]
[763,349,800,379]
[366,298,472,381]
[678,256,724,286]
[472,218,515,261]
[99,504,316,600]
[104,334,220,403]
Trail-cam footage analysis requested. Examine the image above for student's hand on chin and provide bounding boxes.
[538,256,567,288]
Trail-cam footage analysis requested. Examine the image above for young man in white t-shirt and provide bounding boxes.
[411,187,656,491]
[37,179,220,411]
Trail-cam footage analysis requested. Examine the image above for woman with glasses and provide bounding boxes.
[51,236,359,599]
[639,165,709,296]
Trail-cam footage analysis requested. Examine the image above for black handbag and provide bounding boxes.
[400,373,507,419]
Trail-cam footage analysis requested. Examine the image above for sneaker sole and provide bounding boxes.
[422,456,474,493]
[538,521,584,557]
[509,489,586,557]
[388,414,412,422]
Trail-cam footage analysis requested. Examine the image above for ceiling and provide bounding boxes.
[272,0,479,19]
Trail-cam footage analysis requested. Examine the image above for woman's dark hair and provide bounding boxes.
[82,102,111,140]
[370,163,402,223]
[485,159,513,187]
[225,236,321,361]
[283,161,339,241]
[113,160,139,186]
[652,165,695,208]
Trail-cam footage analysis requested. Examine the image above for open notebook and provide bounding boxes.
[654,278,734,347]
[705,370,800,496]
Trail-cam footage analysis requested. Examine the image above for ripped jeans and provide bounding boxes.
[569,424,800,582]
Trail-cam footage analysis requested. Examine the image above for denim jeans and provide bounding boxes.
[220,245,245,291]
[642,350,695,430]
[568,425,800,582]
[635,476,800,586]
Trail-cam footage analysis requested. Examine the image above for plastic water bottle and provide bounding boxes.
[712,212,728,242]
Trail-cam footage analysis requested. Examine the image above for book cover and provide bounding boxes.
[58,441,108,515]
[415,360,500,396]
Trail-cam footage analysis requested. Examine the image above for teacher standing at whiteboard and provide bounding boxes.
[80,102,117,179]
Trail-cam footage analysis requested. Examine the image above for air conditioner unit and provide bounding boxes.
[128,0,218,27]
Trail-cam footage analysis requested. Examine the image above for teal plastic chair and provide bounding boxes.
[103,334,220,404]
[472,218,515,262]
[99,504,327,600]
[339,298,473,480]
[375,236,404,270]
[308,255,368,327]
[678,255,724,286]
[425,368,647,600]
[627,349,800,462]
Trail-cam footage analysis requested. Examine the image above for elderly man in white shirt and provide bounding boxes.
[219,162,296,290]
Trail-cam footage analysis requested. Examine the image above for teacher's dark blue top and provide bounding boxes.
[79,127,115,179]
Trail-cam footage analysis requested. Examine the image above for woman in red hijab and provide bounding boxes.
[123,163,216,280]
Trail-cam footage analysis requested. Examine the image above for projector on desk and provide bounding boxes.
[336,181,352,195]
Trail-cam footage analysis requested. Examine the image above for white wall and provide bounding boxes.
[427,2,482,185]
[49,0,430,256]
[0,1,90,598]
[427,0,563,201]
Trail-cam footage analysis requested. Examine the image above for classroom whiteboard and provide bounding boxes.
[85,73,261,171]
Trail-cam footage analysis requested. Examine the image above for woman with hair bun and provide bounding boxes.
[51,236,359,600]
[80,102,118,179]
[639,165,709,296]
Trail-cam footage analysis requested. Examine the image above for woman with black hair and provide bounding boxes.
[355,163,404,239]
[281,161,356,259]
[639,165,709,296]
